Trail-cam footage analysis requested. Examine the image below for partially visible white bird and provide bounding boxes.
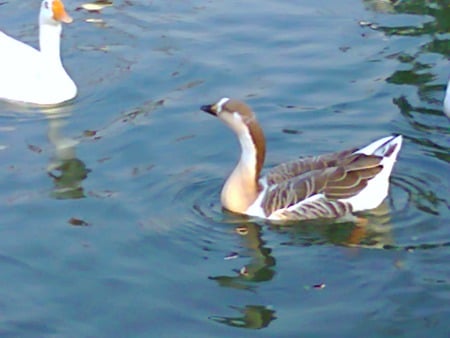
[444,78,450,118]
[0,0,76,105]
[201,98,403,221]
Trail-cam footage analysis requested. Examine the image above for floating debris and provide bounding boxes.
[358,20,380,30]
[68,217,90,226]
[304,283,326,290]
[175,134,195,143]
[85,18,105,24]
[239,266,249,276]
[80,1,113,12]
[83,130,97,137]
[282,128,302,135]
[27,144,42,154]
[359,20,372,27]
[313,283,326,289]
[235,226,248,235]
[224,252,239,260]
[176,80,204,92]
[97,157,111,163]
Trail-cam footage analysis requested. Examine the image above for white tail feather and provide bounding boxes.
[342,135,402,212]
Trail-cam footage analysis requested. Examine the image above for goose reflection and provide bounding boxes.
[45,109,89,199]
[209,208,395,329]
[211,205,395,290]
[274,201,395,249]
[208,223,277,329]
[209,222,276,290]
[209,305,276,330]
[209,205,396,288]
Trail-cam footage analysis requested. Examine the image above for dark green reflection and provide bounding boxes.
[375,1,449,39]
[393,96,450,163]
[49,158,89,199]
[209,223,276,290]
[210,305,276,329]
[47,117,90,200]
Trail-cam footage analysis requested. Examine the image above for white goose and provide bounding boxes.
[201,98,403,221]
[444,78,450,118]
[0,0,76,105]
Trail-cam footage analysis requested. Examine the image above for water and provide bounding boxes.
[0,0,449,337]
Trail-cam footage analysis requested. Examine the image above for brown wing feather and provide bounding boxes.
[261,152,384,218]
[265,148,357,185]
[271,198,353,220]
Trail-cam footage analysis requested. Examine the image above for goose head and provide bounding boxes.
[39,0,73,26]
[201,98,262,138]
[201,97,266,186]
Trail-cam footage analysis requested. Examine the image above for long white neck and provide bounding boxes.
[221,123,265,213]
[228,130,259,186]
[39,23,63,67]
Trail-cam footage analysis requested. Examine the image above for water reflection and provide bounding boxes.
[0,100,89,200]
[374,1,449,38]
[363,0,401,13]
[47,117,90,199]
[362,0,450,218]
[208,208,396,286]
[211,204,395,287]
[209,305,276,330]
[208,223,276,329]
[266,201,395,250]
[364,0,450,125]
[363,0,449,112]
[393,96,449,163]
[208,205,396,329]
[209,223,276,291]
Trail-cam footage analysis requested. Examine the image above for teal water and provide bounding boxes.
[0,0,449,337]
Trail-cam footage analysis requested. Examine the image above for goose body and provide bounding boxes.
[201,98,403,221]
[0,0,76,105]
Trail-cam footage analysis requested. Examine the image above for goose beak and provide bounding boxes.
[201,104,217,116]
[53,0,73,24]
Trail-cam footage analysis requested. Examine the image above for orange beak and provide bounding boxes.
[52,0,73,23]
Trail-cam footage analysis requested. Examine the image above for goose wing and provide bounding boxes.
[0,32,42,101]
[0,31,40,70]
[261,153,383,220]
[265,148,357,185]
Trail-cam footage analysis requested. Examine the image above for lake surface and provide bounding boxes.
[0,0,449,337]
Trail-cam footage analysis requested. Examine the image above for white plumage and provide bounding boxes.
[444,78,450,118]
[0,0,76,105]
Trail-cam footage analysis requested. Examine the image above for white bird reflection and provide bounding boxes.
[15,102,89,199]
[46,115,90,199]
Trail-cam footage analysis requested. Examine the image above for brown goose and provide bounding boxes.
[201,98,403,221]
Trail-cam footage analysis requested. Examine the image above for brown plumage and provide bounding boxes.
[201,97,402,221]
